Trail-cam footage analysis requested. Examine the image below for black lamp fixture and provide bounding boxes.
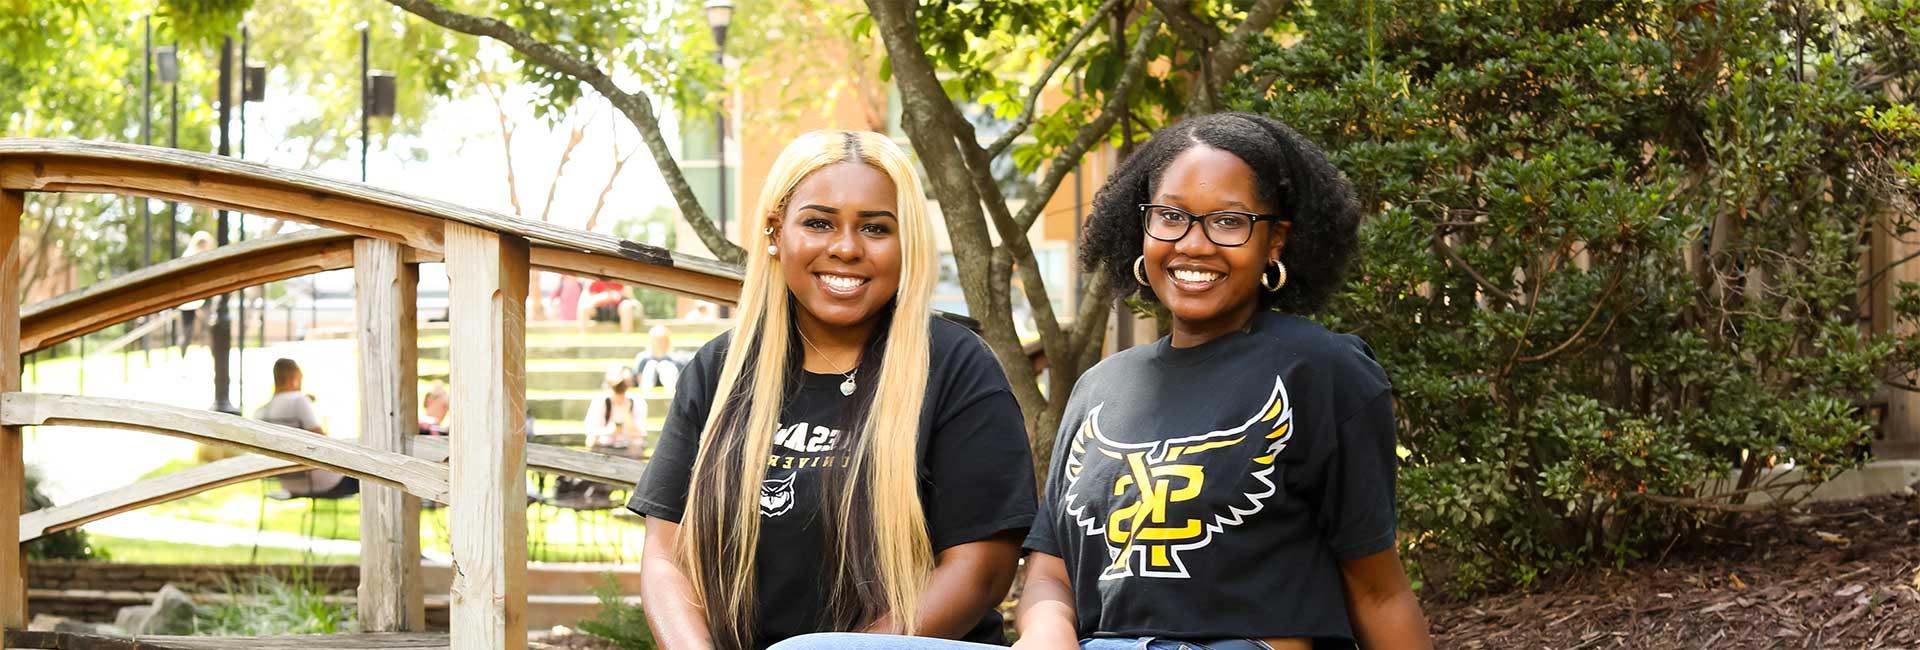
[155,45,179,83]
[243,63,267,103]
[704,0,734,48]
[368,71,398,118]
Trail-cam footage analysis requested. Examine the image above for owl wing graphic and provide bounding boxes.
[1061,376,1296,579]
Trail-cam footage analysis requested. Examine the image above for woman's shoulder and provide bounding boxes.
[1251,311,1390,394]
[926,316,993,358]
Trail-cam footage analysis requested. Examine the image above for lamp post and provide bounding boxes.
[156,42,181,351]
[211,35,237,415]
[238,26,266,402]
[706,0,732,318]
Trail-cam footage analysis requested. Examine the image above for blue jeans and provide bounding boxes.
[766,633,1272,650]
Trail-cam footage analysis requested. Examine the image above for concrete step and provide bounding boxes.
[528,392,672,422]
[421,360,688,392]
[419,341,699,362]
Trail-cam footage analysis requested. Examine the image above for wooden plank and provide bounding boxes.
[20,229,355,353]
[0,139,741,286]
[3,630,453,649]
[17,455,301,542]
[444,223,529,649]
[13,435,642,545]
[0,157,445,255]
[355,239,425,632]
[409,436,646,488]
[529,246,739,305]
[2,189,26,639]
[0,393,450,503]
[15,230,740,357]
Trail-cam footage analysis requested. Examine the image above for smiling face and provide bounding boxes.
[773,162,904,333]
[1143,145,1291,341]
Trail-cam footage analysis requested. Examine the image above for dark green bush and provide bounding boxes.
[23,464,98,561]
[1233,0,1920,594]
[579,574,657,650]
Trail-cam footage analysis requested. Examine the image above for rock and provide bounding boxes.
[113,605,152,635]
[142,584,198,635]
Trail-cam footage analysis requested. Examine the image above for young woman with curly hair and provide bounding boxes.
[1010,112,1433,650]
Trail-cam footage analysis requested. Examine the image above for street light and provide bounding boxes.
[704,0,734,39]
[361,28,399,182]
[706,0,733,318]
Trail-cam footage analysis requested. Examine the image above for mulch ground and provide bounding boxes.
[1427,490,1920,649]
[538,491,1920,649]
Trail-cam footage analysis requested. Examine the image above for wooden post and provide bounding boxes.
[444,223,529,648]
[1869,207,1920,459]
[2,190,26,641]
[354,238,424,631]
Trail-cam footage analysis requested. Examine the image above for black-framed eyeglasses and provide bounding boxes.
[1139,203,1288,247]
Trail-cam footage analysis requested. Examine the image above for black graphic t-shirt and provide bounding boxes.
[629,317,1035,648]
[1025,311,1397,643]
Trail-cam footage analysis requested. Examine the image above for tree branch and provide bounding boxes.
[386,0,745,264]
[1013,11,1164,233]
[485,81,524,216]
[943,112,1070,368]
[1209,0,1289,89]
[584,142,636,234]
[867,0,1048,429]
[536,108,587,224]
[984,0,1127,161]
[1435,231,1520,308]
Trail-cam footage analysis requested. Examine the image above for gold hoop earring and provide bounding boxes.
[1262,259,1288,292]
[1133,256,1150,286]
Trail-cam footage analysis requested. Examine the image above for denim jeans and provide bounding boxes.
[766,633,1273,650]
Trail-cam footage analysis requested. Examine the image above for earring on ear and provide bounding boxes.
[1133,256,1150,286]
[767,244,780,257]
[1262,259,1288,292]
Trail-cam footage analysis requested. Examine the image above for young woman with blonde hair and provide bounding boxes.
[629,130,1036,649]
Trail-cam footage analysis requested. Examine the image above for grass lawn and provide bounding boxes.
[90,535,358,565]
[132,460,649,562]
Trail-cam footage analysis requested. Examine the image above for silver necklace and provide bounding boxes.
[796,329,860,396]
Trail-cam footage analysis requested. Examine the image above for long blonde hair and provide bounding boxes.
[677,130,938,649]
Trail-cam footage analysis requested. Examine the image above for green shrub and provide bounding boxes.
[192,572,356,636]
[23,464,99,561]
[1233,0,1920,594]
[578,573,656,650]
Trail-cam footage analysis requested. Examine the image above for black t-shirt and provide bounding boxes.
[629,317,1036,648]
[1024,311,1397,643]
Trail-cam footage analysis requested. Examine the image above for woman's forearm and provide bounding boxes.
[896,537,1022,638]
[640,520,715,650]
[1349,590,1432,649]
[1339,550,1433,650]
[1012,554,1079,647]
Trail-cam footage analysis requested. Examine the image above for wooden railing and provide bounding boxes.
[0,139,746,648]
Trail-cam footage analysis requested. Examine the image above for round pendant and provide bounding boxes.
[840,378,857,396]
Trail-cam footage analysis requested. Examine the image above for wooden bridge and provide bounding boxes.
[0,139,746,648]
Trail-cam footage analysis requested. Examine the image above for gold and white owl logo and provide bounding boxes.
[1062,376,1294,579]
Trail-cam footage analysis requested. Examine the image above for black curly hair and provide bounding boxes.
[1079,112,1360,314]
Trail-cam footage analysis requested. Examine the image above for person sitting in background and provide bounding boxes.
[176,231,219,354]
[585,366,648,458]
[256,358,356,498]
[630,325,681,393]
[577,278,641,335]
[419,382,450,436]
